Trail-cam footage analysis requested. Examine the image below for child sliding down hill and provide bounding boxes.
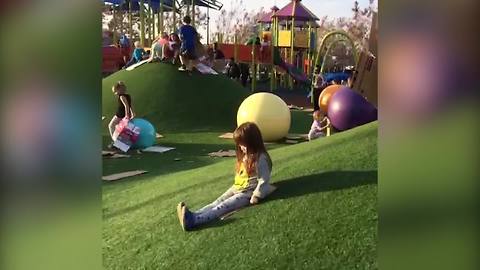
[177,122,276,231]
[146,32,169,63]
[124,41,146,68]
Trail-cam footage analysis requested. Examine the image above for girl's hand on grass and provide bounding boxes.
[250,196,259,205]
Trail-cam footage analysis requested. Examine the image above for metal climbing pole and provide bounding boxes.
[173,0,177,32]
[315,31,358,69]
[128,1,133,41]
[320,39,349,73]
[206,7,210,44]
[159,0,164,34]
[151,1,155,39]
[192,0,195,27]
[140,0,145,46]
[251,43,257,92]
[112,6,117,44]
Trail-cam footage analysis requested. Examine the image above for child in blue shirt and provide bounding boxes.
[178,16,198,72]
[125,41,146,68]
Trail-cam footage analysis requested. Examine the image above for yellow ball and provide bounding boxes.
[237,93,291,141]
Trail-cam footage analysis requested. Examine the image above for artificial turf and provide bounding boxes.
[102,63,377,269]
[103,123,378,269]
[102,62,250,133]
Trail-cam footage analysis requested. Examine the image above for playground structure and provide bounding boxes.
[102,0,223,73]
[215,0,360,94]
[103,0,360,87]
[104,0,223,45]
[216,0,321,92]
[103,0,377,110]
[258,0,319,90]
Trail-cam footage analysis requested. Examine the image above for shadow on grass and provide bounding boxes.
[104,170,376,221]
[269,170,377,201]
[183,170,377,230]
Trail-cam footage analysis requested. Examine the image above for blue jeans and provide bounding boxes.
[125,57,140,68]
[192,186,252,225]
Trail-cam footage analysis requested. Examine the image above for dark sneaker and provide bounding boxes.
[178,204,195,231]
[178,65,187,71]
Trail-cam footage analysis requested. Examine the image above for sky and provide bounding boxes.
[199,0,377,42]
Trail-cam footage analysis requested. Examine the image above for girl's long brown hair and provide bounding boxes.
[233,122,271,175]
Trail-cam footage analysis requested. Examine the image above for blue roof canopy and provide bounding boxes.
[104,0,222,11]
[104,0,125,4]
[180,0,223,10]
[104,0,177,12]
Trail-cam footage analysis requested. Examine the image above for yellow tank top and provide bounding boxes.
[233,162,250,190]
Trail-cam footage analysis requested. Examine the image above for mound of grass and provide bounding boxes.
[102,62,250,133]
[103,121,378,269]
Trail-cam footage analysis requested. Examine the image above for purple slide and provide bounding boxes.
[277,58,310,84]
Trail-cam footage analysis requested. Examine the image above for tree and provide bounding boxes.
[315,0,376,54]
[163,6,208,37]
[346,0,376,52]
[212,0,267,44]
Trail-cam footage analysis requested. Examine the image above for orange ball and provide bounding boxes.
[319,84,342,113]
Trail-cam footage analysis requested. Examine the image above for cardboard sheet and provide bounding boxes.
[108,153,131,159]
[286,133,308,140]
[102,150,116,156]
[218,132,234,139]
[287,104,304,110]
[102,170,147,181]
[208,150,236,157]
[196,63,218,74]
[141,146,175,153]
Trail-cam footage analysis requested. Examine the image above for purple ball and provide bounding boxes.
[327,87,377,131]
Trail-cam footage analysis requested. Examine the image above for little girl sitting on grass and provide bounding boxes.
[177,122,276,231]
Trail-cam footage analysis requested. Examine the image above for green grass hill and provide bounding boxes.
[103,121,378,269]
[102,62,250,133]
